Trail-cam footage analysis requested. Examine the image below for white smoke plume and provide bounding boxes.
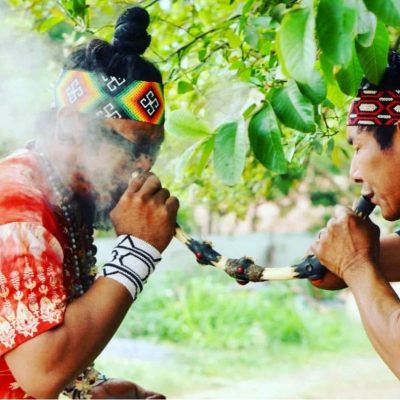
[0,3,60,154]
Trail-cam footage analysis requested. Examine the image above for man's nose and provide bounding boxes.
[133,153,153,172]
[349,156,363,183]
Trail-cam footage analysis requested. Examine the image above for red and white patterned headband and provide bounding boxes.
[347,89,400,126]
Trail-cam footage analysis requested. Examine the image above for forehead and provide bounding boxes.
[346,126,372,145]
[104,118,164,144]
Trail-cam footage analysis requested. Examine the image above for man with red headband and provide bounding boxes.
[311,51,400,378]
[0,6,177,399]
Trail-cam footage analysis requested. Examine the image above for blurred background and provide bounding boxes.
[2,0,400,397]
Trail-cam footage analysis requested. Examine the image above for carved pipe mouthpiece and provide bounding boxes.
[354,195,376,219]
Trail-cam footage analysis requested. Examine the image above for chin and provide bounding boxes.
[381,208,400,221]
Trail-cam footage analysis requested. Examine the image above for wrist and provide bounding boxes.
[96,235,162,300]
[342,258,379,286]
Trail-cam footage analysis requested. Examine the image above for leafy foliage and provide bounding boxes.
[5,0,400,217]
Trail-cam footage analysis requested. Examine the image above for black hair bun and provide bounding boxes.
[112,6,152,55]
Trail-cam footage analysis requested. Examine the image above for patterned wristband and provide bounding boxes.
[97,235,161,300]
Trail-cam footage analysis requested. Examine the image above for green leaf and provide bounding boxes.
[326,137,335,157]
[37,15,64,32]
[198,49,207,62]
[196,137,215,175]
[326,82,347,108]
[356,21,390,85]
[175,142,202,179]
[243,103,258,120]
[225,29,242,48]
[336,43,363,96]
[72,0,87,17]
[364,0,400,27]
[177,81,194,94]
[356,0,377,47]
[243,0,256,14]
[244,22,259,49]
[319,53,335,84]
[165,110,211,139]
[296,70,327,105]
[213,122,246,185]
[276,6,316,83]
[271,81,315,133]
[271,3,287,23]
[248,103,287,173]
[317,0,358,66]
[61,0,87,19]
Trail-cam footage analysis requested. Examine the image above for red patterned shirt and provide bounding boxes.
[0,149,70,398]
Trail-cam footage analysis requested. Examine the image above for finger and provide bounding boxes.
[126,172,152,195]
[145,393,166,399]
[139,174,162,197]
[136,385,166,400]
[309,241,319,257]
[305,246,314,256]
[153,188,170,204]
[333,205,353,218]
[317,228,327,240]
[165,196,180,215]
[326,218,336,231]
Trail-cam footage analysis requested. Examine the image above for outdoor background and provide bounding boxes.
[1,0,400,397]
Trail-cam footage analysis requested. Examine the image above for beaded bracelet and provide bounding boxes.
[97,235,161,300]
[62,365,108,399]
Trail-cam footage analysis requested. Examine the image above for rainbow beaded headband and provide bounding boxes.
[55,70,165,125]
[347,89,400,126]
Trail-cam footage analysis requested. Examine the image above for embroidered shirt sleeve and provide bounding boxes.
[0,222,66,356]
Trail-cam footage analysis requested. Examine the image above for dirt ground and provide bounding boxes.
[179,355,399,399]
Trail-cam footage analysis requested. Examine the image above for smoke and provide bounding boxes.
[0,4,60,153]
[0,4,163,231]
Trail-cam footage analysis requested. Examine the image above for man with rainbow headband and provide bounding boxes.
[311,51,400,378]
[0,6,177,399]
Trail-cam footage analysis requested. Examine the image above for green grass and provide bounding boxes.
[95,266,373,397]
[117,267,366,352]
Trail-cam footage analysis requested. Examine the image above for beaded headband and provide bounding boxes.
[55,70,165,125]
[347,89,400,126]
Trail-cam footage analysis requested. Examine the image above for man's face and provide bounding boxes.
[347,126,400,220]
[76,118,164,229]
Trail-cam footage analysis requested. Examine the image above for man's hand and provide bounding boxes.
[88,378,166,399]
[310,206,380,282]
[110,173,179,252]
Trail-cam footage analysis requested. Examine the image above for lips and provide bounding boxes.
[361,192,376,204]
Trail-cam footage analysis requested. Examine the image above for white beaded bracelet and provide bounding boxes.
[97,235,161,300]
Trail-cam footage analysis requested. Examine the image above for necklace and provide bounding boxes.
[34,147,97,301]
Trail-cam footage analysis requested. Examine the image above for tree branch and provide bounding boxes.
[154,16,195,37]
[163,14,240,62]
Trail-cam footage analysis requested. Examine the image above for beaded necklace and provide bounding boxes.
[34,147,98,301]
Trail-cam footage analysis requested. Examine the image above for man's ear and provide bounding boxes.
[55,107,85,145]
